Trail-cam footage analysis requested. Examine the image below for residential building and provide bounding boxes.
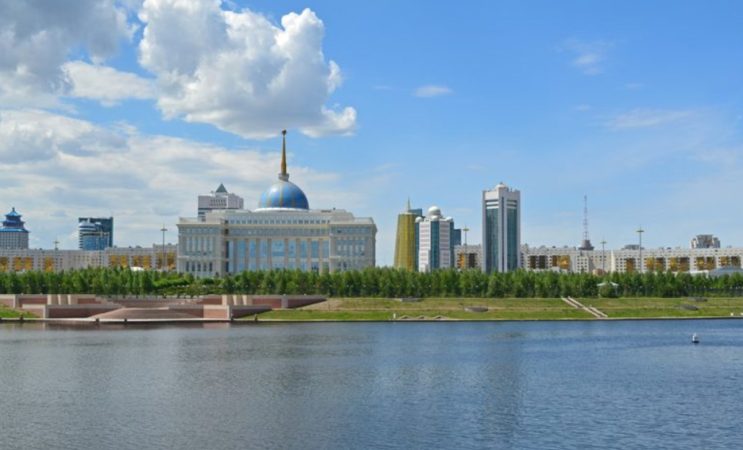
[522,244,743,274]
[0,207,29,250]
[78,217,113,250]
[177,131,376,277]
[482,182,521,273]
[0,244,176,273]
[198,183,244,220]
[455,244,482,270]
[416,206,454,272]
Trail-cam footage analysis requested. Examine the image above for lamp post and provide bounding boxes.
[160,226,168,271]
[600,239,607,273]
[636,227,645,273]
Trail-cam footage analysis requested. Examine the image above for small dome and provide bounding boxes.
[257,180,309,210]
[428,206,442,217]
[495,181,508,190]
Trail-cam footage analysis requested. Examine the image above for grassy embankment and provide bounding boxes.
[0,306,33,319]
[258,297,743,321]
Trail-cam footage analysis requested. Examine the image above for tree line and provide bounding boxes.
[1,267,743,298]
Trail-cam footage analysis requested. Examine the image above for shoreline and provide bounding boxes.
[2,315,743,325]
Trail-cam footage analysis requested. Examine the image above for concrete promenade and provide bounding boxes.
[0,294,325,323]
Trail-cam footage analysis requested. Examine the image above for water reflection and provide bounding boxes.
[1,320,743,450]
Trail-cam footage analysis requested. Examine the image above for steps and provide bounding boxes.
[561,296,608,319]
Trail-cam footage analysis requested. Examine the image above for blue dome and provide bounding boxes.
[257,179,309,210]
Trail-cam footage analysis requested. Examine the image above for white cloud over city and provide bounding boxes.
[0,0,355,138]
[0,109,360,248]
[414,84,453,98]
[561,39,613,75]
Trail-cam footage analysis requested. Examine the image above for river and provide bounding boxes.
[1,320,741,449]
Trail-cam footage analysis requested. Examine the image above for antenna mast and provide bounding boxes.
[579,195,594,250]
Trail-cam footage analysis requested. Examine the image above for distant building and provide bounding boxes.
[177,131,376,277]
[452,228,462,247]
[0,244,176,273]
[78,217,113,250]
[393,200,423,271]
[416,206,454,272]
[198,183,244,220]
[455,244,482,270]
[482,182,521,273]
[691,234,720,249]
[0,207,29,250]
[522,244,743,274]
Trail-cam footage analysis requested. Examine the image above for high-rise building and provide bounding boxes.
[416,206,454,272]
[198,183,244,220]
[177,130,376,277]
[393,200,423,271]
[78,217,113,250]
[482,182,521,273]
[1,207,29,249]
[691,234,720,249]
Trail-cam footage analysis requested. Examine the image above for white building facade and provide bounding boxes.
[0,245,177,273]
[416,206,454,272]
[177,131,376,277]
[522,244,743,274]
[198,184,244,220]
[482,183,521,273]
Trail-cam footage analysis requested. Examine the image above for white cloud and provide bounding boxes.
[561,39,612,75]
[0,109,364,249]
[63,61,155,106]
[0,0,132,107]
[414,85,453,98]
[607,108,694,129]
[137,1,356,139]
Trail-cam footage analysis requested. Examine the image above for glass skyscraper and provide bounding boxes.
[78,217,114,250]
[482,183,521,273]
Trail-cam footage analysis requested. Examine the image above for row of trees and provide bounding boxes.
[1,267,743,298]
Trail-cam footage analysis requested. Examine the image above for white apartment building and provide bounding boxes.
[416,206,454,272]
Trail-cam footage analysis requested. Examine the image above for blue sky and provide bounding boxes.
[1,0,743,265]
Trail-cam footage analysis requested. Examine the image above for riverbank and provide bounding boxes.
[256,297,743,321]
[4,296,743,322]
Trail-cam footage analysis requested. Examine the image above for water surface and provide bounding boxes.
[1,320,742,449]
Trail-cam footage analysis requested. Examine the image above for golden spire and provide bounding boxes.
[279,129,289,181]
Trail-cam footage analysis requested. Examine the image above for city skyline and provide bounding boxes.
[2,1,743,265]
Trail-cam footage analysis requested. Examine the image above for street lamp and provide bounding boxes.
[600,239,607,273]
[160,226,168,271]
[636,227,645,273]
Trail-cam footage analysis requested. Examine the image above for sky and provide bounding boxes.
[1,0,743,265]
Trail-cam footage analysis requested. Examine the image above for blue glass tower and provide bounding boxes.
[78,217,114,250]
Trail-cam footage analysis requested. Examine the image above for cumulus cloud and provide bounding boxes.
[137,1,356,138]
[63,61,155,105]
[561,39,612,75]
[0,0,132,107]
[607,108,694,129]
[0,109,363,248]
[414,84,453,98]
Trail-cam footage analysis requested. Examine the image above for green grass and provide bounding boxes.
[0,306,34,319]
[258,297,593,321]
[585,297,743,318]
[256,296,743,321]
